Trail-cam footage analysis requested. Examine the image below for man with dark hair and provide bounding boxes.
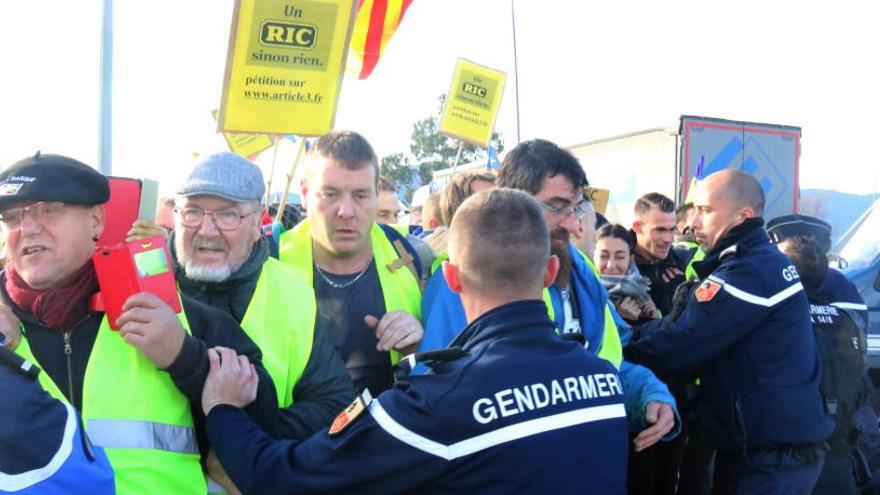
[626,169,833,492]
[768,215,867,325]
[674,202,706,282]
[279,131,424,396]
[632,192,694,316]
[419,139,680,458]
[675,203,697,244]
[769,214,873,494]
[630,193,700,493]
[202,189,629,494]
[375,176,401,225]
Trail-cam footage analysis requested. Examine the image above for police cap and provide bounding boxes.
[0,152,110,210]
[767,214,832,247]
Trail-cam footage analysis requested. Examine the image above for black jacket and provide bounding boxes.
[0,274,280,439]
[635,245,694,316]
[172,234,355,440]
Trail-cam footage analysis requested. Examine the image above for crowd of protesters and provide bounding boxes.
[0,131,875,494]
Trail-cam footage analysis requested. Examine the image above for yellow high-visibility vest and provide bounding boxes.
[544,250,623,367]
[279,219,422,364]
[240,257,315,407]
[16,312,205,495]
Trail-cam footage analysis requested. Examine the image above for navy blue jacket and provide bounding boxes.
[625,219,834,452]
[208,300,629,494]
[817,268,869,328]
[0,349,114,494]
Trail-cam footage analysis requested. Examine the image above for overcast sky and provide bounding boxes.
[1,0,878,197]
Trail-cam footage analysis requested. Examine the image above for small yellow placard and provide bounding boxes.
[586,187,610,215]
[438,59,506,147]
[218,0,356,135]
[212,110,274,158]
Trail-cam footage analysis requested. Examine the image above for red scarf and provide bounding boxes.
[5,261,99,332]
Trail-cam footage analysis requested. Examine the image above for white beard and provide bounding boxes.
[182,263,232,282]
[176,232,234,282]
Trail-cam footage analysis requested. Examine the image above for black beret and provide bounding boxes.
[767,214,832,245]
[0,152,110,209]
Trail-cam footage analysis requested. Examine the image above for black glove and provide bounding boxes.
[669,280,699,320]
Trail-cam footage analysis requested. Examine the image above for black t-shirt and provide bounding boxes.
[313,261,392,395]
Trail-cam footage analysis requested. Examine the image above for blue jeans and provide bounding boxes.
[714,444,826,494]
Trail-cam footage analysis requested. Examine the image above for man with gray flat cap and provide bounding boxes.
[0,151,279,494]
[128,152,355,492]
[163,152,354,434]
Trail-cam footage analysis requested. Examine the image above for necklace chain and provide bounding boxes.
[315,255,374,289]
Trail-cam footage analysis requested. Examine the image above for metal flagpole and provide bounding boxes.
[511,0,521,144]
[99,0,113,175]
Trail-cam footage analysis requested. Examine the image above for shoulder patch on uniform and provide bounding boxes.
[694,280,722,302]
[329,389,373,437]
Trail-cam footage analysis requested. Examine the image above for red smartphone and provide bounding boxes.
[93,236,181,330]
[96,176,158,247]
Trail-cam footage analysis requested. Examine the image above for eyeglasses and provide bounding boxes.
[175,207,257,231]
[539,200,589,220]
[0,202,67,232]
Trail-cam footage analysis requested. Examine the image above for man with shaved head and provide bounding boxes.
[201,189,628,494]
[625,169,833,492]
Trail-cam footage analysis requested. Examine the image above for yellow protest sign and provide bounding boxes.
[438,59,506,147]
[212,109,274,158]
[218,0,356,135]
[586,187,610,215]
[223,131,275,158]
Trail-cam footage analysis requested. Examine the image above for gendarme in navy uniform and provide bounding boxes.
[769,214,874,494]
[203,188,629,494]
[0,348,114,494]
[625,170,833,492]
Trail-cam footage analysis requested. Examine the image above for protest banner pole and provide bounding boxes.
[264,136,281,211]
[274,138,307,225]
[450,140,464,176]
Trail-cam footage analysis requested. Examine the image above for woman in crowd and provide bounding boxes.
[594,224,658,324]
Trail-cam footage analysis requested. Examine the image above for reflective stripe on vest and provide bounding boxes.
[86,419,198,455]
[279,219,422,365]
[241,257,315,407]
[15,310,206,495]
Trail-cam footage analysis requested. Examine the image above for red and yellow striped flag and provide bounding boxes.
[347,0,413,79]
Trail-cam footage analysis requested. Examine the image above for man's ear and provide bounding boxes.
[91,205,106,239]
[632,220,642,235]
[442,261,463,294]
[738,206,756,222]
[428,218,440,230]
[250,213,263,243]
[299,179,309,210]
[543,255,560,288]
